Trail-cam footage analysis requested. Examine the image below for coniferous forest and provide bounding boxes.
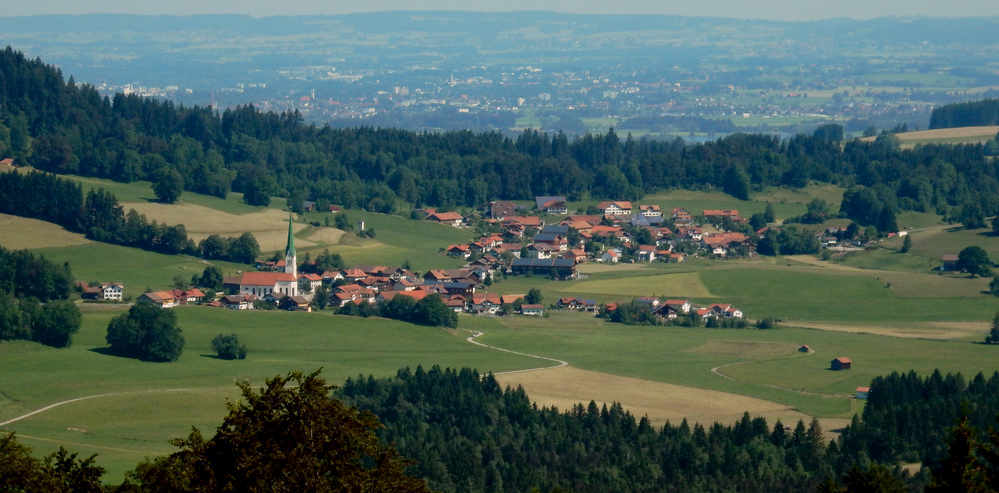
[930,99,999,128]
[1,46,999,223]
[337,366,999,493]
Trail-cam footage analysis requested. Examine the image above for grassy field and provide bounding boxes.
[478,311,999,418]
[0,214,91,250]
[301,209,473,270]
[34,243,249,290]
[63,174,287,214]
[560,272,714,298]
[0,307,541,482]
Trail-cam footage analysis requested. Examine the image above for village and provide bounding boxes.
[76,194,969,331]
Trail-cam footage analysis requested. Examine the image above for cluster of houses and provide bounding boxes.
[553,294,745,324]
[442,198,758,270]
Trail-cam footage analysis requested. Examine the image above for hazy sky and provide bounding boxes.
[5,0,999,20]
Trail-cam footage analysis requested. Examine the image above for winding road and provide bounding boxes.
[465,331,568,375]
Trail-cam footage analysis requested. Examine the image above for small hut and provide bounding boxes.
[855,386,870,399]
[831,357,852,371]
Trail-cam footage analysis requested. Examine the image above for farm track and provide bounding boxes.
[465,331,568,375]
[709,348,851,399]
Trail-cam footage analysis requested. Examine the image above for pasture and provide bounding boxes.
[63,174,287,214]
[301,209,473,270]
[478,311,999,418]
[33,243,249,290]
[0,213,91,250]
[0,307,541,482]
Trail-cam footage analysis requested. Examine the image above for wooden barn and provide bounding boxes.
[831,357,852,371]
[855,386,870,399]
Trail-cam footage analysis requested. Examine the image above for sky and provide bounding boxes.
[5,0,999,20]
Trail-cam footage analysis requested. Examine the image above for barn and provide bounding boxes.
[855,386,870,399]
[831,357,852,371]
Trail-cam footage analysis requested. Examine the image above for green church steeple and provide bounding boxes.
[285,214,296,258]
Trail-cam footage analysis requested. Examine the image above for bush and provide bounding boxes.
[212,334,247,360]
[755,317,779,329]
[105,300,185,362]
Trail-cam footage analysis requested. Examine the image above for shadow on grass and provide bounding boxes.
[86,346,132,359]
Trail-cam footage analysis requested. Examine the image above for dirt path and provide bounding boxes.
[465,331,568,375]
[1,388,201,428]
[789,321,982,340]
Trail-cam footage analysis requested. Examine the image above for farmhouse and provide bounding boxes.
[703,209,741,221]
[855,386,870,400]
[471,293,502,313]
[446,244,471,258]
[940,254,959,271]
[672,208,692,223]
[221,294,256,310]
[636,245,657,262]
[80,282,125,302]
[831,357,852,371]
[601,248,621,263]
[521,304,544,316]
[639,205,662,217]
[598,201,633,216]
[511,258,577,279]
[536,196,568,215]
[140,290,177,308]
[427,211,464,227]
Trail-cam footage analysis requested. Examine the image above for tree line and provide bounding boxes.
[335,293,458,328]
[3,47,999,224]
[0,246,81,347]
[930,98,999,128]
[0,170,258,263]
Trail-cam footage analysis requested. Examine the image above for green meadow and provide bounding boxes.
[0,307,540,482]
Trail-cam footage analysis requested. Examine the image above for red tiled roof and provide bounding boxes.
[430,211,464,221]
[856,386,870,392]
[501,294,525,305]
[300,273,322,281]
[239,272,295,286]
[598,201,633,210]
[703,209,740,217]
[504,216,542,227]
[834,357,852,364]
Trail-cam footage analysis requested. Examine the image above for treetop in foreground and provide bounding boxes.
[123,370,430,493]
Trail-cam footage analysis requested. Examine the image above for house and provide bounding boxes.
[703,209,741,221]
[490,201,518,219]
[321,270,344,285]
[599,201,633,216]
[533,232,568,251]
[442,281,475,296]
[526,244,556,259]
[558,297,582,310]
[446,244,471,258]
[855,386,870,400]
[173,288,206,304]
[140,290,178,309]
[332,284,377,307]
[427,211,464,227]
[79,284,102,301]
[221,294,255,310]
[287,296,313,312]
[568,248,588,263]
[601,248,621,263]
[656,299,691,319]
[536,196,569,215]
[328,205,343,213]
[501,294,526,306]
[504,216,543,229]
[940,254,959,271]
[639,205,662,217]
[672,208,692,223]
[710,303,743,318]
[831,357,852,371]
[299,273,322,293]
[342,268,368,282]
[444,295,467,312]
[635,297,660,309]
[101,283,125,301]
[511,258,577,279]
[636,245,657,262]
[471,293,503,313]
[521,304,544,316]
[703,233,749,253]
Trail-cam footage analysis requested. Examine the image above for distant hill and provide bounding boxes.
[930,99,999,129]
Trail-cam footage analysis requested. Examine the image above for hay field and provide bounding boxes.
[860,126,999,148]
[0,213,92,250]
[124,202,343,252]
[495,366,810,427]
[787,321,985,340]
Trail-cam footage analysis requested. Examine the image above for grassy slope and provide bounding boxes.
[0,307,540,482]
[34,243,249,290]
[301,209,474,271]
[63,174,287,214]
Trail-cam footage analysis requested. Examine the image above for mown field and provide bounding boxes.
[0,307,541,482]
[859,125,999,149]
[0,213,91,250]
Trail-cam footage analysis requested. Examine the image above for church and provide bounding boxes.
[237,215,299,299]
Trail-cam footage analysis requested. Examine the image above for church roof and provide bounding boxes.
[239,272,296,286]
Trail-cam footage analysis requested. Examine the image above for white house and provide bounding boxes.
[101,283,124,301]
[598,201,633,216]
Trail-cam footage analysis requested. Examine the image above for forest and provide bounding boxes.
[929,99,999,128]
[0,246,81,347]
[2,47,999,224]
